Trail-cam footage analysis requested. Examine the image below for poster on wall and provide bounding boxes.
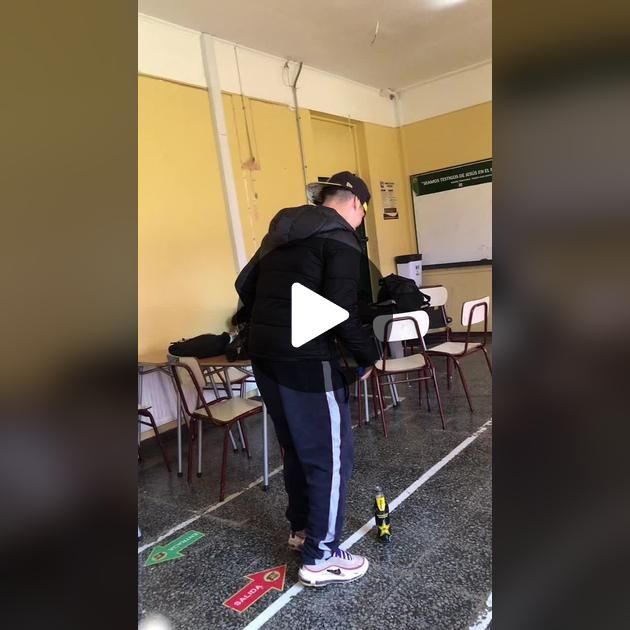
[380,181,399,220]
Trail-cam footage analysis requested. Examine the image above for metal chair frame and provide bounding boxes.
[170,360,261,501]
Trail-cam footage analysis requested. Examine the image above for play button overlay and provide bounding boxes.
[291,283,349,348]
[233,233,384,393]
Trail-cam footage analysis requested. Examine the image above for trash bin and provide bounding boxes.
[395,254,422,287]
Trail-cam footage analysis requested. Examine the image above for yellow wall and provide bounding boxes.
[357,123,416,277]
[224,94,306,257]
[423,266,493,332]
[304,114,375,261]
[309,115,359,177]
[300,114,416,283]
[401,102,492,174]
[304,113,384,290]
[401,102,492,331]
[138,76,238,356]
[139,75,492,353]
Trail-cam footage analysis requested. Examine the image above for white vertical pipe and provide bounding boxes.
[392,91,402,128]
[288,61,308,194]
[200,33,247,270]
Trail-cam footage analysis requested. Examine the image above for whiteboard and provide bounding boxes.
[411,160,492,266]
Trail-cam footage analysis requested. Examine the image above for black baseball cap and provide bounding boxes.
[306,171,371,209]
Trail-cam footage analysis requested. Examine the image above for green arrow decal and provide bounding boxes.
[145,546,183,566]
[144,530,204,566]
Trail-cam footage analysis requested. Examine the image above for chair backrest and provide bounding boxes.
[420,285,450,332]
[421,285,448,307]
[169,355,209,417]
[373,309,430,343]
[461,296,490,327]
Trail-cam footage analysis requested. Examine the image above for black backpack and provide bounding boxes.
[168,332,230,358]
[377,274,431,312]
[225,327,249,362]
[226,307,250,362]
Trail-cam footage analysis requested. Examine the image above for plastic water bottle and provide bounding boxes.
[374,486,391,543]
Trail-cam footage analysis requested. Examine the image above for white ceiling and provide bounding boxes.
[138,0,491,90]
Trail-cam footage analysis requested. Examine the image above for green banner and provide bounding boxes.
[412,159,492,196]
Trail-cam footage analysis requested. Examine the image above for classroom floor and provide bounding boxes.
[138,346,492,629]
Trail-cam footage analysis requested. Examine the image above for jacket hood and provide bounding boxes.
[260,204,358,255]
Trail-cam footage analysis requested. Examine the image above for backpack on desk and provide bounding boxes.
[377,274,431,312]
[225,308,250,362]
[168,332,230,358]
[225,326,250,362]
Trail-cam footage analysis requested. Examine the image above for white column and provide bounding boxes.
[200,33,248,270]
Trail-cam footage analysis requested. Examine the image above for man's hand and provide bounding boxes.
[358,366,374,381]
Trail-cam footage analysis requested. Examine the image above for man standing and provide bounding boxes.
[235,172,377,587]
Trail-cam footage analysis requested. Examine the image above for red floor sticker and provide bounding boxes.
[223,565,286,614]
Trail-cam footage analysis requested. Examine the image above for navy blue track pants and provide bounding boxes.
[252,359,352,565]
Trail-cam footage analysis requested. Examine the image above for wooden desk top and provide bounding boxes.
[138,351,251,369]
[197,354,252,368]
[138,351,168,366]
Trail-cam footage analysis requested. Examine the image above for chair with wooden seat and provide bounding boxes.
[371,309,446,437]
[419,286,451,336]
[401,285,451,410]
[201,365,256,454]
[426,296,492,412]
[170,356,262,500]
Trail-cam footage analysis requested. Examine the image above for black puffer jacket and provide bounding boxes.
[235,205,377,367]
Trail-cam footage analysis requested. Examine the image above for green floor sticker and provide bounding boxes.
[144,530,205,566]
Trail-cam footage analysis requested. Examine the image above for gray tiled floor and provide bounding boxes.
[138,346,492,629]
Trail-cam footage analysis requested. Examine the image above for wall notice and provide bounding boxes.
[380,181,398,220]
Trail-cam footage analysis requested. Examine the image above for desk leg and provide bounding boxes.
[362,378,370,424]
[224,367,233,395]
[388,342,403,406]
[375,339,400,407]
[223,368,243,451]
[388,375,400,406]
[236,423,247,452]
[137,369,143,448]
[197,418,203,477]
[176,388,183,477]
[228,429,239,453]
[262,403,269,491]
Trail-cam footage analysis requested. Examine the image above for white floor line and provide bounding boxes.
[138,465,284,555]
[243,418,493,630]
[469,592,492,630]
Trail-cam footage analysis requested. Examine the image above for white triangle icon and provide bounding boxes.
[291,283,349,348]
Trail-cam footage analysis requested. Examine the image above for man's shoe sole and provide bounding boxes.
[298,573,364,588]
[298,559,369,587]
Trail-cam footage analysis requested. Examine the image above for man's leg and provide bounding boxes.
[252,361,308,532]
[274,360,353,565]
[255,359,368,586]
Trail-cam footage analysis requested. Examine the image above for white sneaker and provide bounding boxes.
[298,549,369,587]
[288,529,306,552]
